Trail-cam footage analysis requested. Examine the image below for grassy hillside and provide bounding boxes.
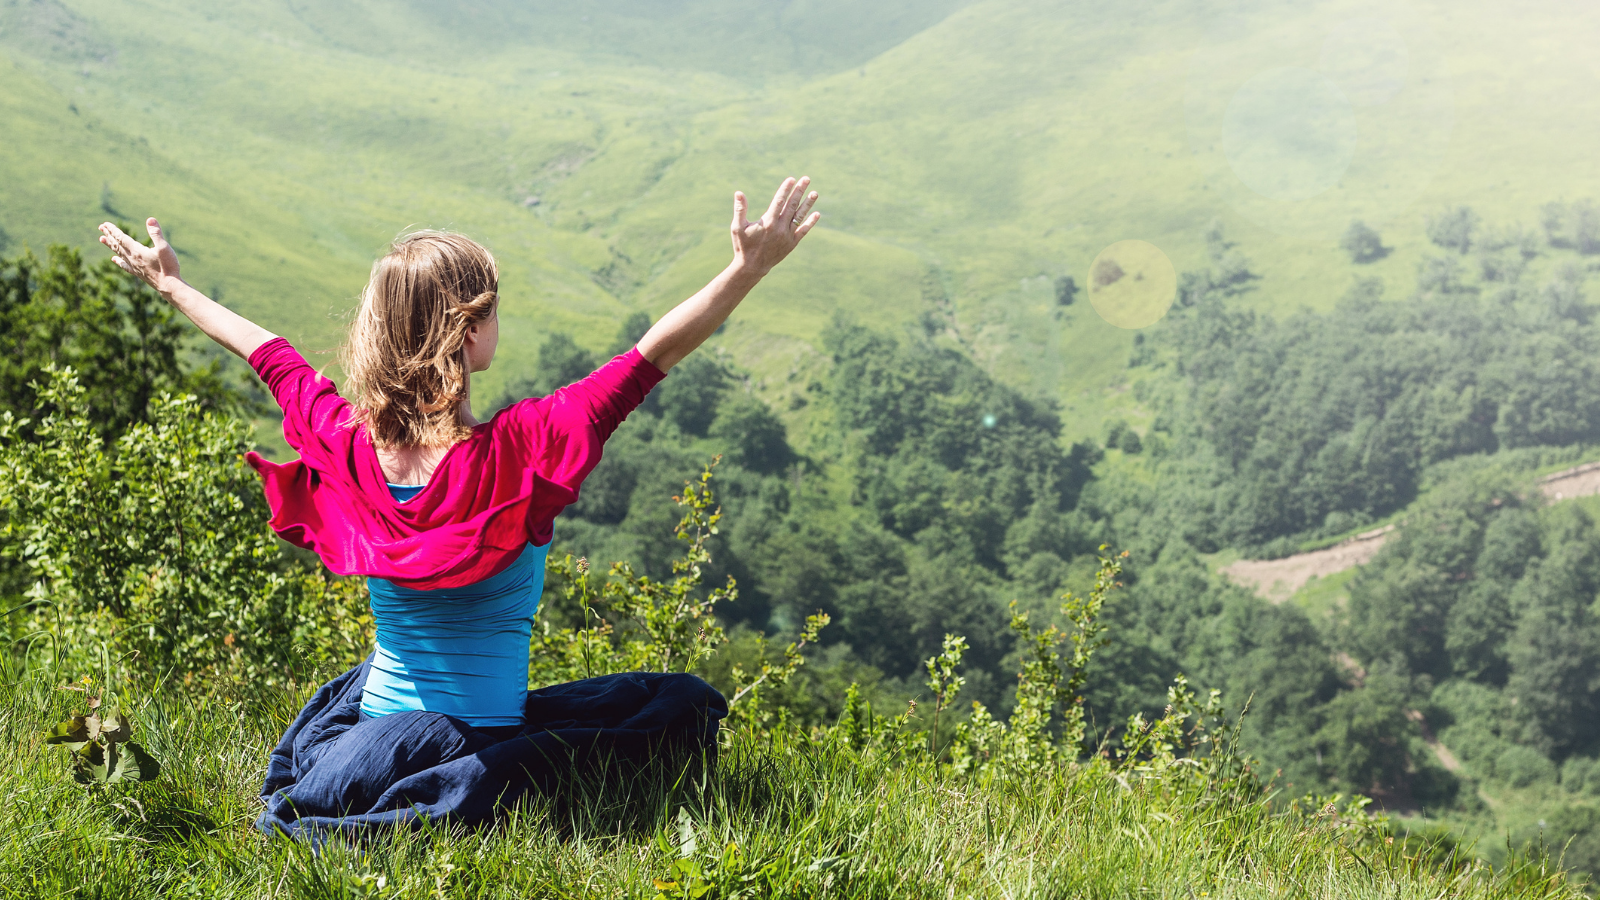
[4,0,1597,445]
[4,657,1583,899]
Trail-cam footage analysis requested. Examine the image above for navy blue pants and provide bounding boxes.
[256,659,727,838]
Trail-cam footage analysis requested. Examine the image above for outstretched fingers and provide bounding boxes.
[790,190,819,229]
[779,176,811,224]
[732,191,749,231]
[146,217,168,249]
[794,210,822,240]
[98,222,137,261]
[763,177,797,223]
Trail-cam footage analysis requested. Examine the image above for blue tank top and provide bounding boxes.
[360,482,548,726]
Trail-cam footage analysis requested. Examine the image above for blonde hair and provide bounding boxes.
[342,230,499,449]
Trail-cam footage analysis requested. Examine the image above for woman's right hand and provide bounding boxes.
[99,218,183,297]
[97,217,277,360]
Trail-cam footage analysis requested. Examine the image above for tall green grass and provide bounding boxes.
[0,652,1586,899]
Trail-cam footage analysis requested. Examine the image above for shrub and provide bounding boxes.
[1054,274,1078,306]
[0,367,370,684]
[0,245,248,442]
[1428,206,1481,254]
[1342,220,1387,263]
[1499,745,1559,788]
[533,459,830,733]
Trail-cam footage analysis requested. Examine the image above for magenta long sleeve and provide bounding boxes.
[243,338,666,589]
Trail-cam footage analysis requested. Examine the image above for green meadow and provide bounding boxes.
[5,0,1597,443]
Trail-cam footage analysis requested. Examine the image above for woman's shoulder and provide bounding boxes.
[478,396,550,443]
[248,336,309,373]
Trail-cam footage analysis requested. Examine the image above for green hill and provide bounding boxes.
[5,0,1597,444]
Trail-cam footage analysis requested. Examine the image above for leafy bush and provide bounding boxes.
[1341,220,1387,263]
[533,460,830,733]
[0,245,247,441]
[1,368,370,684]
[1428,205,1481,253]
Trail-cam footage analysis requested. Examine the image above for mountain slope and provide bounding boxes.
[2,0,1597,442]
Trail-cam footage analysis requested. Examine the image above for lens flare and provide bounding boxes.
[1087,240,1177,330]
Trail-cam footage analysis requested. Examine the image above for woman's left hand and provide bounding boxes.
[730,177,820,277]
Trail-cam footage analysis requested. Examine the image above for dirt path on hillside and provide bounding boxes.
[1221,462,1600,603]
[1539,461,1600,501]
[1221,526,1394,603]
[1407,709,1462,773]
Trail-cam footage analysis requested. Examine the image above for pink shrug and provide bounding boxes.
[244,338,665,589]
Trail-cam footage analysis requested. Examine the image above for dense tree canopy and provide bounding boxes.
[0,245,245,438]
[1151,267,1600,553]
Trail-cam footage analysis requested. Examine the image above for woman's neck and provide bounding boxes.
[378,398,479,484]
[374,398,481,485]
[376,444,450,485]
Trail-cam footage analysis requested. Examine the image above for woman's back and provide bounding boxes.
[362,483,550,726]
[245,338,664,588]
[248,339,667,726]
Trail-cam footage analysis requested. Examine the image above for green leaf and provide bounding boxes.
[98,709,132,744]
[44,716,89,745]
[109,740,160,783]
[72,741,109,784]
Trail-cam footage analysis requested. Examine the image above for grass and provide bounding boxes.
[0,656,1587,899]
[1289,567,1359,623]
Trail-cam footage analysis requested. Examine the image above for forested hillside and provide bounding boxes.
[500,201,1600,874]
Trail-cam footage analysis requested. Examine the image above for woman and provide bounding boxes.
[97,177,821,836]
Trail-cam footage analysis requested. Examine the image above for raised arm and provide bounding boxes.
[636,176,820,372]
[98,218,277,361]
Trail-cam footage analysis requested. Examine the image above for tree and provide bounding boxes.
[1426,206,1479,254]
[1314,670,1415,792]
[1203,218,1255,291]
[1541,199,1600,254]
[1542,263,1590,323]
[1416,254,1467,295]
[0,244,246,439]
[657,354,730,437]
[708,394,794,475]
[1176,270,1212,307]
[1104,419,1141,454]
[1505,509,1600,757]
[1053,275,1078,306]
[1445,507,1539,684]
[607,310,653,356]
[1576,199,1600,255]
[1340,220,1387,263]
